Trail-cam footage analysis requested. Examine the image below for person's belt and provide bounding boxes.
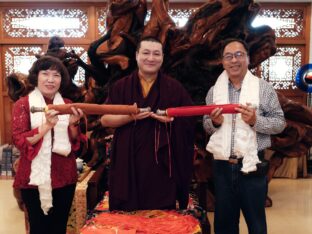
[228,155,243,164]
[228,150,264,164]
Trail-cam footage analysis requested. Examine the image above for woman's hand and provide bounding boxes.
[28,109,60,145]
[45,109,59,128]
[69,107,84,126]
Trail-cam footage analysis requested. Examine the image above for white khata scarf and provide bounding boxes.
[28,87,71,215]
[206,70,260,173]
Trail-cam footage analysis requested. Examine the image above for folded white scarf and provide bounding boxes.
[28,87,71,215]
[206,70,260,173]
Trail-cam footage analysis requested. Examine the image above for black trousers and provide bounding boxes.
[213,160,267,234]
[21,184,76,234]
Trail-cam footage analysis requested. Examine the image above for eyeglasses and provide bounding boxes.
[223,51,246,61]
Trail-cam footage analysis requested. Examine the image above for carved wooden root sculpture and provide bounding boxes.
[271,92,312,158]
[95,0,147,70]
[142,0,175,46]
[6,73,32,102]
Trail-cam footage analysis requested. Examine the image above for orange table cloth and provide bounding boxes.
[80,192,201,234]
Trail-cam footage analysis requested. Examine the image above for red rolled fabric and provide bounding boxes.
[30,103,139,115]
[165,104,240,117]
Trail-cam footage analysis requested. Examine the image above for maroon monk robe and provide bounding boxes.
[106,70,195,211]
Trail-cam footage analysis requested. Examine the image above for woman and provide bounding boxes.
[12,55,86,234]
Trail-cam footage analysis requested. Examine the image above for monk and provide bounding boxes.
[101,37,195,211]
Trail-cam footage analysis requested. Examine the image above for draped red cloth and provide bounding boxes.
[31,103,139,115]
[164,104,239,117]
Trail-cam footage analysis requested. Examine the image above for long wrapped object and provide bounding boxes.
[157,104,240,117]
[30,103,144,115]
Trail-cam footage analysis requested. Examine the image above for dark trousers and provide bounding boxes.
[213,160,267,234]
[21,184,76,234]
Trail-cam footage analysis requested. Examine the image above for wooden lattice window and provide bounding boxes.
[4,45,88,89]
[3,8,88,38]
[97,7,108,37]
[252,8,304,38]
[168,8,197,27]
[260,46,304,90]
[4,46,42,77]
[252,5,308,93]
[64,46,88,86]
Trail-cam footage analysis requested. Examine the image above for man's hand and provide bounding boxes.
[210,107,224,126]
[235,103,256,126]
[150,113,174,123]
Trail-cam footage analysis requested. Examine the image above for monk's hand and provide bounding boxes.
[45,109,59,127]
[150,113,174,123]
[235,103,256,126]
[69,107,84,126]
[210,107,224,127]
[132,111,152,121]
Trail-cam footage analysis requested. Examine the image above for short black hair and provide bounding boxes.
[220,38,249,58]
[136,36,163,52]
[28,55,70,94]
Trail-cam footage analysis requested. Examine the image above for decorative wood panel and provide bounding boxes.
[3,7,89,38]
[253,8,304,39]
[252,3,310,104]
[96,7,108,37]
[261,45,305,90]
[4,46,42,74]
[64,45,88,86]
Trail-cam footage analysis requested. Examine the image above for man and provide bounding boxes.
[101,37,195,211]
[203,38,286,234]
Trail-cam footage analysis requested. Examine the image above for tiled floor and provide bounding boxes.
[1,178,312,234]
[207,177,312,234]
[0,179,25,234]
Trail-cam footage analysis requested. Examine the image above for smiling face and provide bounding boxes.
[222,41,249,82]
[37,69,62,99]
[136,40,163,78]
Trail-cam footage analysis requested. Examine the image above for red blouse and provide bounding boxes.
[12,95,87,189]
